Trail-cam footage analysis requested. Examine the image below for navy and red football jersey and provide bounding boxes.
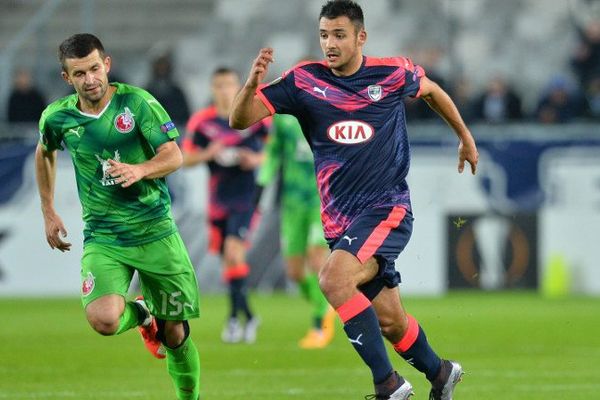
[258,56,425,239]
[184,106,269,219]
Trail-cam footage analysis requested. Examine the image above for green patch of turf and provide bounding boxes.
[0,292,598,399]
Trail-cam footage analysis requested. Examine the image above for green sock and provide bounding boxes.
[298,274,313,301]
[115,301,141,335]
[301,273,329,328]
[166,337,201,400]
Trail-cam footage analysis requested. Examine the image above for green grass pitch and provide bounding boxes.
[1,291,599,399]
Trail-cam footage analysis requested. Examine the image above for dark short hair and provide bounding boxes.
[211,66,239,79]
[58,33,105,70]
[319,0,365,32]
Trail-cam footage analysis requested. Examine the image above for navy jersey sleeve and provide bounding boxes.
[257,70,301,116]
[399,58,426,99]
[192,130,209,148]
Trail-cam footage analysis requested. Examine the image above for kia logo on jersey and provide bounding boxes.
[327,120,374,145]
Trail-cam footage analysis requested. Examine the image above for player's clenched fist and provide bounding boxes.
[247,48,274,88]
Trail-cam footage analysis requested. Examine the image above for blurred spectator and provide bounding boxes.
[571,20,600,89]
[584,76,600,119]
[7,68,46,123]
[405,47,448,121]
[535,76,585,124]
[448,76,476,123]
[145,53,190,127]
[472,76,523,123]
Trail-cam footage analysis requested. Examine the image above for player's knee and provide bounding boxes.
[318,261,340,299]
[286,264,304,282]
[87,313,120,336]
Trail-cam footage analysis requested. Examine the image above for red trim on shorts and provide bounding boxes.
[223,263,250,281]
[336,292,371,323]
[393,314,419,353]
[208,223,223,254]
[245,210,262,249]
[356,206,407,263]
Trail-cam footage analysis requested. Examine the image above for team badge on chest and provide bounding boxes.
[367,85,383,101]
[114,107,135,133]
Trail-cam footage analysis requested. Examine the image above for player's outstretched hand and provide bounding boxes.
[458,136,479,175]
[44,212,71,252]
[247,48,274,88]
[107,159,145,188]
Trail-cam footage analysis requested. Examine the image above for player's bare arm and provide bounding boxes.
[34,144,72,252]
[229,48,274,129]
[107,140,183,188]
[182,140,224,167]
[419,76,479,174]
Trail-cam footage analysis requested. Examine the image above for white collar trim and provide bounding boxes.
[78,99,112,119]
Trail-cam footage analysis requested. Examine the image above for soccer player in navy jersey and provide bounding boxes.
[183,67,268,344]
[230,1,478,399]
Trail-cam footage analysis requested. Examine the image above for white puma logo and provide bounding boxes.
[343,235,358,245]
[67,127,82,138]
[349,333,363,346]
[313,86,329,98]
[183,302,195,311]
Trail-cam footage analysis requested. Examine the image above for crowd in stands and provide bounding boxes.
[4,18,600,126]
[404,18,600,124]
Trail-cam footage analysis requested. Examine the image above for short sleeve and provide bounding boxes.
[399,58,426,99]
[38,108,63,151]
[136,93,179,150]
[257,70,301,116]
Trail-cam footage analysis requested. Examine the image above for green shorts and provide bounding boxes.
[80,232,200,321]
[281,203,327,257]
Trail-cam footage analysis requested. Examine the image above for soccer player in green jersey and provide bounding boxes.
[258,114,336,349]
[35,34,201,400]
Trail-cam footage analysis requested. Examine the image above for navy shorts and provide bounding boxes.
[208,208,255,254]
[327,206,413,300]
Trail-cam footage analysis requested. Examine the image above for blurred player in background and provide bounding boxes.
[258,113,336,349]
[183,67,268,344]
[35,34,200,399]
[230,1,479,399]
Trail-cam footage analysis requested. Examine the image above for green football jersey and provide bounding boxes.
[258,114,321,210]
[39,82,180,246]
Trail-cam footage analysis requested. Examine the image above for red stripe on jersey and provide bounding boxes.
[356,206,407,263]
[294,67,406,112]
[365,56,413,69]
[186,106,217,133]
[282,59,328,78]
[317,163,349,239]
[413,65,427,98]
